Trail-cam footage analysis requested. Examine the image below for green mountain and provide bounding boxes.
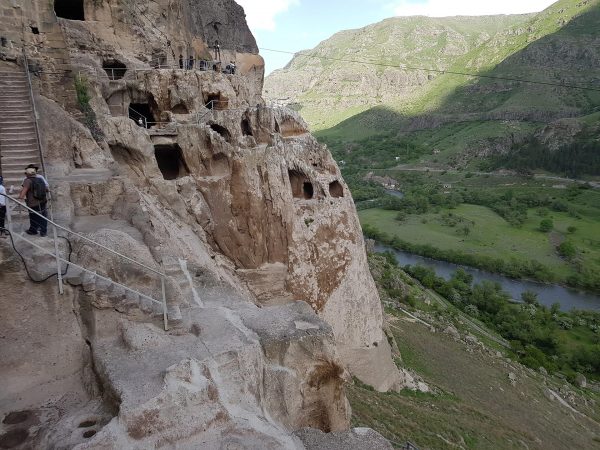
[264,0,600,175]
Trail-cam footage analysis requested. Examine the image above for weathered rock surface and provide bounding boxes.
[0,0,400,447]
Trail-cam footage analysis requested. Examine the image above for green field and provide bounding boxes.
[359,203,600,283]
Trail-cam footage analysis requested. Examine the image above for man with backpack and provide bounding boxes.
[19,167,48,237]
[0,176,6,238]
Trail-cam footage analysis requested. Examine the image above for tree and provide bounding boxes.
[521,291,539,305]
[558,241,577,260]
[539,219,554,232]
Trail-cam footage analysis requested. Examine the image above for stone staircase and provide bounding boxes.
[0,68,42,189]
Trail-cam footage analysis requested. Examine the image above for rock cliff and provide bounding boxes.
[0,0,401,447]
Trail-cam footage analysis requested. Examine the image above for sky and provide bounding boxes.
[235,0,558,74]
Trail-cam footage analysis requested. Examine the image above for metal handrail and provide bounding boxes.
[8,230,163,306]
[1,194,165,278]
[2,193,169,330]
[22,49,65,294]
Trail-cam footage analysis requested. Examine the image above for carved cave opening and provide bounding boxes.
[172,103,189,114]
[241,118,253,136]
[329,181,344,198]
[154,144,190,180]
[129,103,156,128]
[103,59,127,80]
[205,93,228,110]
[289,170,314,200]
[54,0,85,20]
[209,123,232,143]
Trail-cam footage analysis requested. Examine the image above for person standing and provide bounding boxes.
[188,54,194,70]
[19,167,48,237]
[179,54,184,69]
[0,176,6,238]
[214,40,221,61]
[22,164,49,189]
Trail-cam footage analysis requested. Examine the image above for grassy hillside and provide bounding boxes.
[265,0,600,174]
[352,253,600,449]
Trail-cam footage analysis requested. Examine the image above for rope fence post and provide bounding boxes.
[161,274,168,331]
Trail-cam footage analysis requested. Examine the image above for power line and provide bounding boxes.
[260,47,600,93]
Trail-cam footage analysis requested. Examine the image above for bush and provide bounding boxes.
[567,226,577,234]
[539,219,554,232]
[558,241,577,260]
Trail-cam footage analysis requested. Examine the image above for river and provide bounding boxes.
[375,244,600,312]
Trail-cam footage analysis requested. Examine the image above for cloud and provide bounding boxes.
[236,0,299,31]
[393,0,556,17]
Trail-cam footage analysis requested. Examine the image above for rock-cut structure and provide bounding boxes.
[0,0,401,448]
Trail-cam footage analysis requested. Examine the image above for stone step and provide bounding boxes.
[0,148,39,154]
[64,266,85,285]
[0,126,36,133]
[0,144,39,151]
[167,304,182,321]
[1,156,39,165]
[0,134,37,140]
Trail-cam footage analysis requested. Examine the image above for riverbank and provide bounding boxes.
[360,205,600,294]
[375,243,600,312]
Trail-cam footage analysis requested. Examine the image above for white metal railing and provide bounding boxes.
[1,193,169,330]
[22,49,65,294]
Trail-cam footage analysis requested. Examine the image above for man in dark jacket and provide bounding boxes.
[19,167,48,237]
[0,176,6,238]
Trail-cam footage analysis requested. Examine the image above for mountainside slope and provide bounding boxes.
[264,14,532,130]
[264,0,600,174]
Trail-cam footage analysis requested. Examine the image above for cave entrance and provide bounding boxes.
[154,144,189,180]
[329,181,344,198]
[241,118,253,136]
[289,170,314,200]
[103,59,127,80]
[209,123,232,143]
[54,0,85,20]
[205,94,228,110]
[172,103,189,114]
[129,103,155,128]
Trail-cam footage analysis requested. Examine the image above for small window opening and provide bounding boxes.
[209,123,232,142]
[329,180,344,198]
[103,59,127,80]
[154,144,189,180]
[289,170,314,200]
[54,0,85,20]
[172,103,189,114]
[30,26,40,35]
[241,118,253,136]
[0,37,7,47]
[129,103,155,128]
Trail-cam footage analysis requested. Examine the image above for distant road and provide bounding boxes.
[375,166,600,188]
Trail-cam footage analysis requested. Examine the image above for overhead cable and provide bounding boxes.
[259,47,600,93]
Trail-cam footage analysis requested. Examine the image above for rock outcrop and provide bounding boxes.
[0,0,400,447]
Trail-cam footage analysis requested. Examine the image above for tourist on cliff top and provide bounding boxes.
[213,40,221,61]
[225,61,236,75]
[188,55,194,70]
[0,176,6,238]
[179,54,184,69]
[19,168,48,237]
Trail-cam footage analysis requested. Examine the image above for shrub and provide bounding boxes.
[539,219,554,232]
[558,241,577,260]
